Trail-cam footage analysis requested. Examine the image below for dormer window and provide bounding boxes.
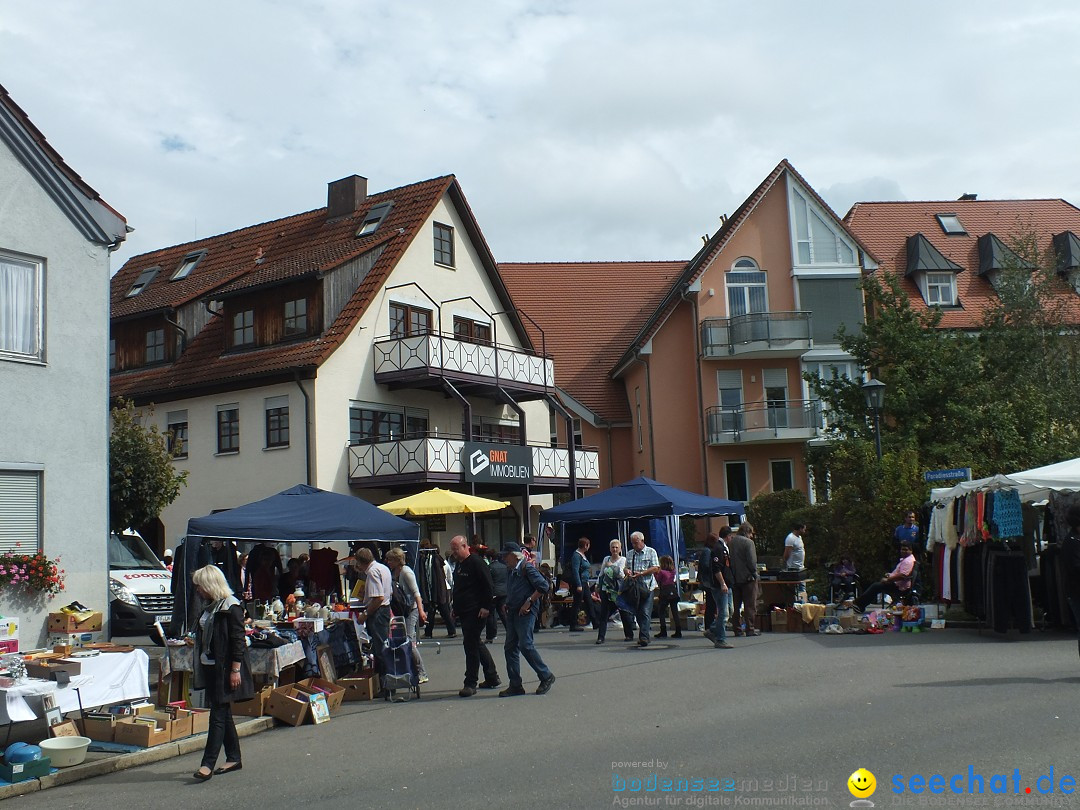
[284,298,307,336]
[356,202,393,237]
[977,233,1035,291]
[924,272,957,306]
[232,310,255,347]
[125,266,160,297]
[171,251,206,281]
[936,214,966,235]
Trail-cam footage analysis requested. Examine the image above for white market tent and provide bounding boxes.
[931,458,1080,503]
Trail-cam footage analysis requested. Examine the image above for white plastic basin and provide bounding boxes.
[38,736,91,767]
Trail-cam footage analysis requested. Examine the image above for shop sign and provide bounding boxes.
[462,442,533,484]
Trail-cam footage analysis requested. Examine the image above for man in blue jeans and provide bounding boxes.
[705,528,735,649]
[499,543,555,697]
[625,531,660,647]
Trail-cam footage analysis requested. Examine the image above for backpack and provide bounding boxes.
[390,571,413,617]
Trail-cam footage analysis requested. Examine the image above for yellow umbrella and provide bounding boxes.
[378,488,510,516]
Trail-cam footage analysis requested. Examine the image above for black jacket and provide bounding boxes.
[451,553,494,616]
[194,599,254,705]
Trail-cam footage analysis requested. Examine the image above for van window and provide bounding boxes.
[110,533,165,571]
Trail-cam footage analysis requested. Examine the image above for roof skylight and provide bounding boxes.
[356,202,394,237]
[936,214,966,235]
[125,266,160,297]
[171,251,206,281]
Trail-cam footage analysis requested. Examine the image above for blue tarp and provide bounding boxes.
[539,477,743,523]
[185,484,420,544]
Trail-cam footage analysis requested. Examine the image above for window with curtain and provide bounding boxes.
[726,269,768,317]
[0,255,43,361]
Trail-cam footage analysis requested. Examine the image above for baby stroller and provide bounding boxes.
[380,616,420,702]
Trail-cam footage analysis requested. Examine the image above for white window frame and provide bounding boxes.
[0,252,45,363]
[790,188,856,267]
[923,272,957,306]
[770,459,795,492]
[725,266,768,317]
[725,460,750,503]
[0,469,43,553]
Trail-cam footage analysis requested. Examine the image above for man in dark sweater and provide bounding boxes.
[486,550,508,643]
[449,535,500,696]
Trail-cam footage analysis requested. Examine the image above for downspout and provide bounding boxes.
[163,310,187,356]
[443,379,474,535]
[632,351,656,478]
[294,370,312,486]
[496,387,530,532]
[545,394,578,499]
[681,283,711,526]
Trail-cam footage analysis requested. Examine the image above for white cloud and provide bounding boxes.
[4,0,1080,269]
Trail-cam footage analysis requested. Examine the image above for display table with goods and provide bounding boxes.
[0,647,150,725]
[160,639,304,689]
[757,579,813,609]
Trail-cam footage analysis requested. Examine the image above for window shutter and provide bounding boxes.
[0,471,41,553]
[716,370,742,390]
[763,368,788,388]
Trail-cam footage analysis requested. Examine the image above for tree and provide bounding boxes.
[109,399,188,533]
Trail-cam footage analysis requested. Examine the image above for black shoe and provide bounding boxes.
[499,684,526,697]
[479,678,501,689]
[214,763,242,775]
[595,639,605,644]
[673,633,683,638]
[422,632,433,639]
[458,686,476,697]
[446,633,457,639]
[657,631,668,638]
[535,674,556,695]
[193,768,213,781]
[638,639,649,647]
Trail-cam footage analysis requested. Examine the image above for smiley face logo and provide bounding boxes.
[847,768,876,798]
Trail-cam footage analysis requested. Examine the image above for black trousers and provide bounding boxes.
[486,595,506,640]
[702,586,717,630]
[366,605,390,676]
[422,599,456,636]
[571,585,596,628]
[855,581,903,612]
[201,697,241,769]
[596,597,634,641]
[459,612,498,687]
[657,595,682,636]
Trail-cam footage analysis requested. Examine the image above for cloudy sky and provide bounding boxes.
[3,1,1079,270]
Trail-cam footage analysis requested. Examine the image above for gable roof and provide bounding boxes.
[111,175,532,401]
[611,159,874,376]
[0,83,126,246]
[845,198,1080,328]
[499,261,685,423]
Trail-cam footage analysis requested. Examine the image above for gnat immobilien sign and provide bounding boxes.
[462,442,533,484]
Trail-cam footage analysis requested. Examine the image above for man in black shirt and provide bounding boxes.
[449,535,500,696]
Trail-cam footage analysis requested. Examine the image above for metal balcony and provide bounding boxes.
[373,333,555,400]
[701,312,812,359]
[347,435,599,490]
[705,400,822,445]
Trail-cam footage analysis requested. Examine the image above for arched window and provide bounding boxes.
[726,258,767,316]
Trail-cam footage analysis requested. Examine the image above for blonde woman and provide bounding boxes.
[595,539,634,643]
[191,564,253,781]
[384,547,429,684]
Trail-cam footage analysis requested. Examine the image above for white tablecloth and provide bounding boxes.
[0,650,150,724]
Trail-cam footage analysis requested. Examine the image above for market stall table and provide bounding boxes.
[0,649,150,724]
[159,640,305,706]
[757,579,813,609]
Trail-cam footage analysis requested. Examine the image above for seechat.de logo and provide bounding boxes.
[848,768,876,807]
[469,450,490,476]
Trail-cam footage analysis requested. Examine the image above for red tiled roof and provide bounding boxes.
[110,176,456,399]
[845,199,1080,328]
[0,82,125,224]
[500,261,686,422]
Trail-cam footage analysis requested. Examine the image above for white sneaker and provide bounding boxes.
[418,675,429,684]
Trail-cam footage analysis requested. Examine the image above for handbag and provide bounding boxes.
[658,582,679,600]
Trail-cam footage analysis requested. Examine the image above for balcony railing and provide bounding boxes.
[705,400,822,444]
[347,435,598,486]
[701,311,812,357]
[373,332,555,390]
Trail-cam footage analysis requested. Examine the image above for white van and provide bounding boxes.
[108,531,173,640]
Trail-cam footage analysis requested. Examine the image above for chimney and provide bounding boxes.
[327,175,368,219]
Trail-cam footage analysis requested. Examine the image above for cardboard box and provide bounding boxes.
[48,631,105,648]
[233,685,272,718]
[182,708,210,735]
[293,617,325,634]
[114,713,174,747]
[26,656,82,680]
[48,611,103,633]
[770,610,787,633]
[168,711,193,740]
[297,677,346,712]
[265,685,311,726]
[80,714,119,742]
[837,614,857,630]
[337,670,380,702]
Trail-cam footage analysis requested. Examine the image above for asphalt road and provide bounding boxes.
[15,624,1080,810]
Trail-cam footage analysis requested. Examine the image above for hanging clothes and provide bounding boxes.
[991,489,1024,538]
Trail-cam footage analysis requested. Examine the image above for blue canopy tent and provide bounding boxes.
[538,477,744,590]
[178,484,420,632]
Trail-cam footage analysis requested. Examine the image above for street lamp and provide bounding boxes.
[862,378,886,460]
